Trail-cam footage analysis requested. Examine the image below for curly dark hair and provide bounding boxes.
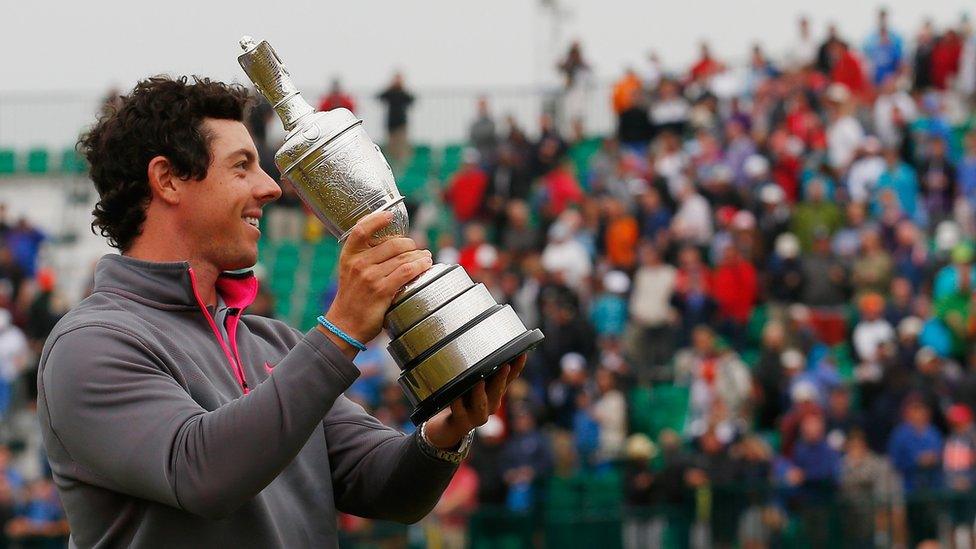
[79,76,252,251]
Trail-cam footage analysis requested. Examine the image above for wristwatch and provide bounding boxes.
[417,421,474,465]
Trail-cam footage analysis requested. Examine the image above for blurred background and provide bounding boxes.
[2,0,976,547]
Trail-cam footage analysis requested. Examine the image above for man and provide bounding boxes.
[37,76,525,547]
[376,72,415,161]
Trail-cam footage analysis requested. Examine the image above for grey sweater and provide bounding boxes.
[36,254,457,548]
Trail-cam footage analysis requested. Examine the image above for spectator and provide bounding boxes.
[376,72,415,161]
[888,396,943,545]
[801,229,848,306]
[863,8,905,86]
[851,230,894,297]
[4,478,69,547]
[792,179,842,251]
[556,41,592,134]
[846,137,886,204]
[711,245,758,347]
[0,310,27,422]
[442,148,489,223]
[840,429,905,547]
[913,20,938,91]
[469,416,508,507]
[500,407,553,512]
[622,434,662,549]
[875,146,920,219]
[789,413,841,548]
[589,271,629,340]
[626,243,676,380]
[671,179,713,246]
[593,369,627,465]
[540,220,591,292]
[824,84,865,173]
[649,81,690,137]
[916,135,957,223]
[767,232,804,304]
[873,75,917,150]
[468,96,497,162]
[787,16,818,70]
[675,326,751,432]
[317,78,355,113]
[943,403,976,545]
[5,220,45,279]
[429,461,479,549]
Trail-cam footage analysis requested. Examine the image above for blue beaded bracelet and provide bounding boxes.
[317,316,368,352]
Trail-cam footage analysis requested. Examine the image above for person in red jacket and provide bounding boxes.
[931,29,963,90]
[317,78,356,113]
[541,158,584,220]
[711,245,758,349]
[443,149,489,223]
[828,41,870,100]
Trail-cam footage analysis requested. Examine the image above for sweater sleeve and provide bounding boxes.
[323,397,458,524]
[40,325,359,520]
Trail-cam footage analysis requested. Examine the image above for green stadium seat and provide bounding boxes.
[26,148,49,174]
[438,144,464,181]
[0,150,14,175]
[60,148,87,174]
[628,387,654,436]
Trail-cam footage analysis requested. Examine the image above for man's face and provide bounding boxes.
[177,118,281,271]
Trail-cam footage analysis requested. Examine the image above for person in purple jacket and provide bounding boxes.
[36,76,526,548]
[887,394,944,545]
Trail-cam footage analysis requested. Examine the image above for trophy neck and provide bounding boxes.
[273,95,315,132]
[238,36,315,131]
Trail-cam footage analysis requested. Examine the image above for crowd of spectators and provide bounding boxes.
[3,6,976,549]
[253,8,976,548]
[0,208,71,548]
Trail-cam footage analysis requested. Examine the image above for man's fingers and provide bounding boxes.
[506,354,527,386]
[465,381,490,426]
[486,365,510,413]
[361,237,418,265]
[376,249,431,280]
[449,395,469,427]
[344,210,394,253]
[382,253,433,290]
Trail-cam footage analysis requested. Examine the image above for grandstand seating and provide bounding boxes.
[0,150,14,175]
[628,385,689,438]
[0,147,88,175]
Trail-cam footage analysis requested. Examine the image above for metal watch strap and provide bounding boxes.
[418,422,473,465]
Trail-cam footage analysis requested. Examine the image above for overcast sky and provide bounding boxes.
[3,0,973,94]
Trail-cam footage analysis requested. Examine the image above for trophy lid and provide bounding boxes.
[238,36,314,131]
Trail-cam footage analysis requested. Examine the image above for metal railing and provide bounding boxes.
[0,82,615,151]
[336,480,976,549]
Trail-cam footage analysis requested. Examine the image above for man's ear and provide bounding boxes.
[147,156,181,206]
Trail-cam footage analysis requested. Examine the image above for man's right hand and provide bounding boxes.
[320,210,432,357]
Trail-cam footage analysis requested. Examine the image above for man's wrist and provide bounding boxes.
[418,422,473,464]
[316,325,359,360]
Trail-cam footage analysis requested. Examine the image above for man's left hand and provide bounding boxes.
[424,354,527,449]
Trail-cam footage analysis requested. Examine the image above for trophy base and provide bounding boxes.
[408,328,544,426]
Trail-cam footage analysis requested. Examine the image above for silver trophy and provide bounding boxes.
[238,37,544,425]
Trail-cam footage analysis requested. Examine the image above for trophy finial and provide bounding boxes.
[239,35,257,51]
[237,37,315,131]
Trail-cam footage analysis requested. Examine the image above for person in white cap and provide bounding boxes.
[825,83,865,172]
[847,136,887,203]
[540,220,592,292]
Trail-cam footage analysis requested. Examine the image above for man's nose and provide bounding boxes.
[255,168,283,204]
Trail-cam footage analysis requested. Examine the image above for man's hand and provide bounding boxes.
[321,210,432,357]
[424,354,527,449]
